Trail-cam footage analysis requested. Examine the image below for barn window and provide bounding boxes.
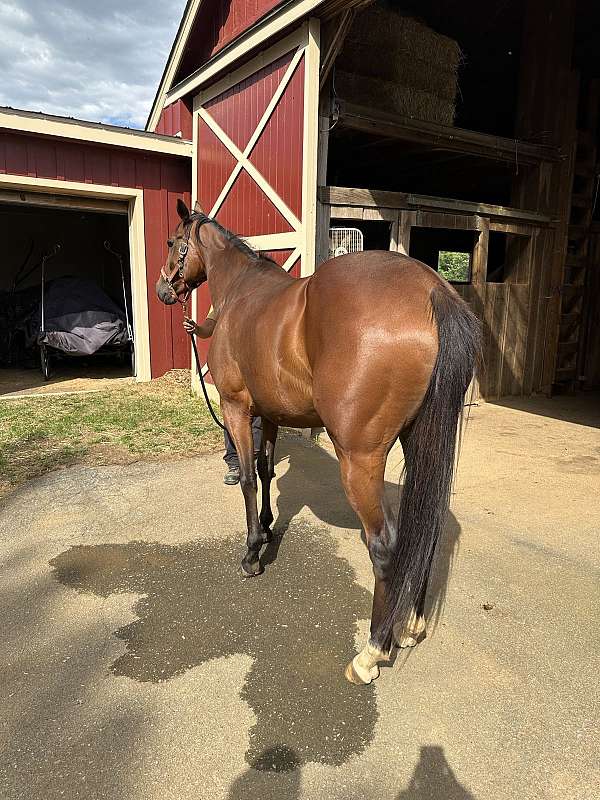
[409,227,476,284]
[437,251,471,283]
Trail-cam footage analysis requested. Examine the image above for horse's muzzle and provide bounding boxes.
[156,276,178,305]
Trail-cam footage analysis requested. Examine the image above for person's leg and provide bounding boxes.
[224,429,239,467]
[224,418,262,485]
[224,429,241,484]
[251,416,263,459]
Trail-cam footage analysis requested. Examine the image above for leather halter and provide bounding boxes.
[160,223,192,295]
[159,214,211,305]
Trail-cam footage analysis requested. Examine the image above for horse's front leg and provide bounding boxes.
[258,418,278,535]
[222,403,268,577]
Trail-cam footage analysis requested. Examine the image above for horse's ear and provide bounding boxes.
[194,201,206,215]
[177,199,190,221]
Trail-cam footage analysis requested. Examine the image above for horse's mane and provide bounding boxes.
[189,212,276,266]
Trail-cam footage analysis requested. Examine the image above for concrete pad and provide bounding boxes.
[0,396,598,799]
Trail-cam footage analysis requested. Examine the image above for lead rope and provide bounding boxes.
[183,303,228,435]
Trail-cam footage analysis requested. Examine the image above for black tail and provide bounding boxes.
[377,285,481,646]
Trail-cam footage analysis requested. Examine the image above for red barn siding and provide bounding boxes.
[194,34,306,379]
[196,120,238,213]
[154,98,193,139]
[196,48,304,233]
[204,51,292,150]
[0,131,191,377]
[249,58,305,219]
[215,167,293,235]
[174,0,284,86]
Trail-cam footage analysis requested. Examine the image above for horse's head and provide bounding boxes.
[156,200,208,306]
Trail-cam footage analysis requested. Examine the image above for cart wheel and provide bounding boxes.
[130,342,136,377]
[40,345,51,381]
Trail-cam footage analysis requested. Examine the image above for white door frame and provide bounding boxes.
[0,173,151,381]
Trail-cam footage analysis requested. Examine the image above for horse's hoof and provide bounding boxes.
[395,612,427,648]
[345,661,371,685]
[239,563,263,579]
[344,657,379,686]
[397,629,426,648]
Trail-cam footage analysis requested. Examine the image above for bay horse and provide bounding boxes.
[157,200,480,685]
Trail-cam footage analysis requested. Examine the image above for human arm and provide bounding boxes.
[183,315,217,339]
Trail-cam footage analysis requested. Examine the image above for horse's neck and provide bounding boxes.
[206,247,253,309]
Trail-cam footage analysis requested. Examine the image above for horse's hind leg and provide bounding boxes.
[333,447,394,685]
[257,418,278,535]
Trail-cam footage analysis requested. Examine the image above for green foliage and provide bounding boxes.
[438,250,471,282]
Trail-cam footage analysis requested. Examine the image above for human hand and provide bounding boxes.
[183,316,197,335]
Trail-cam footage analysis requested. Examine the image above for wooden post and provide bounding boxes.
[512,0,578,395]
[469,217,489,401]
[397,211,416,255]
[315,85,331,266]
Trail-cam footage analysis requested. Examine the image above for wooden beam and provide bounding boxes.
[411,212,482,231]
[337,102,561,166]
[319,0,374,22]
[319,186,553,225]
[319,9,355,90]
[0,188,129,215]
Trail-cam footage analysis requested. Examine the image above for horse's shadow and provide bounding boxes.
[262,434,461,634]
[49,432,462,772]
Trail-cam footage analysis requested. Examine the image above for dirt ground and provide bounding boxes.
[0,363,133,398]
[0,393,598,800]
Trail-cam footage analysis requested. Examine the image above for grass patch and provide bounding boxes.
[0,372,223,497]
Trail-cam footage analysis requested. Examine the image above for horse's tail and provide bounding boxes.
[377,284,481,646]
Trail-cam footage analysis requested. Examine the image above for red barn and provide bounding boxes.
[3,0,600,399]
[0,108,193,380]
[147,0,600,400]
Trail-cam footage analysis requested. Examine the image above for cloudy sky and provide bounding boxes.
[0,0,187,128]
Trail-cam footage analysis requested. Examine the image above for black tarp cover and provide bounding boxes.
[29,276,130,356]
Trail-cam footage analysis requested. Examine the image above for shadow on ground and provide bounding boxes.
[395,746,476,800]
[491,390,600,428]
[50,519,378,768]
[225,744,475,800]
[50,437,461,771]
[270,436,461,631]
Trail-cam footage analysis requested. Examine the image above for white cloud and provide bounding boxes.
[0,0,187,128]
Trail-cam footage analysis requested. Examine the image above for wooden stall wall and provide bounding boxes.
[0,131,192,377]
[512,0,578,394]
[581,231,600,387]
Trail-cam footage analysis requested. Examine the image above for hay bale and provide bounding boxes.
[345,7,461,66]
[337,45,458,101]
[337,5,461,126]
[335,71,455,127]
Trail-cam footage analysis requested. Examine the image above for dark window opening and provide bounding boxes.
[487,230,530,283]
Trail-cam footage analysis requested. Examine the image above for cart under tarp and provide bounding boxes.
[28,276,130,356]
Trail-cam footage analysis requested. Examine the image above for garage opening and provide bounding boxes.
[0,199,135,396]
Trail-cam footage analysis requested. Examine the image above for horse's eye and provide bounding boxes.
[167,239,174,248]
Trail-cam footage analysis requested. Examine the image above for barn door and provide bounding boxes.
[191,21,320,377]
